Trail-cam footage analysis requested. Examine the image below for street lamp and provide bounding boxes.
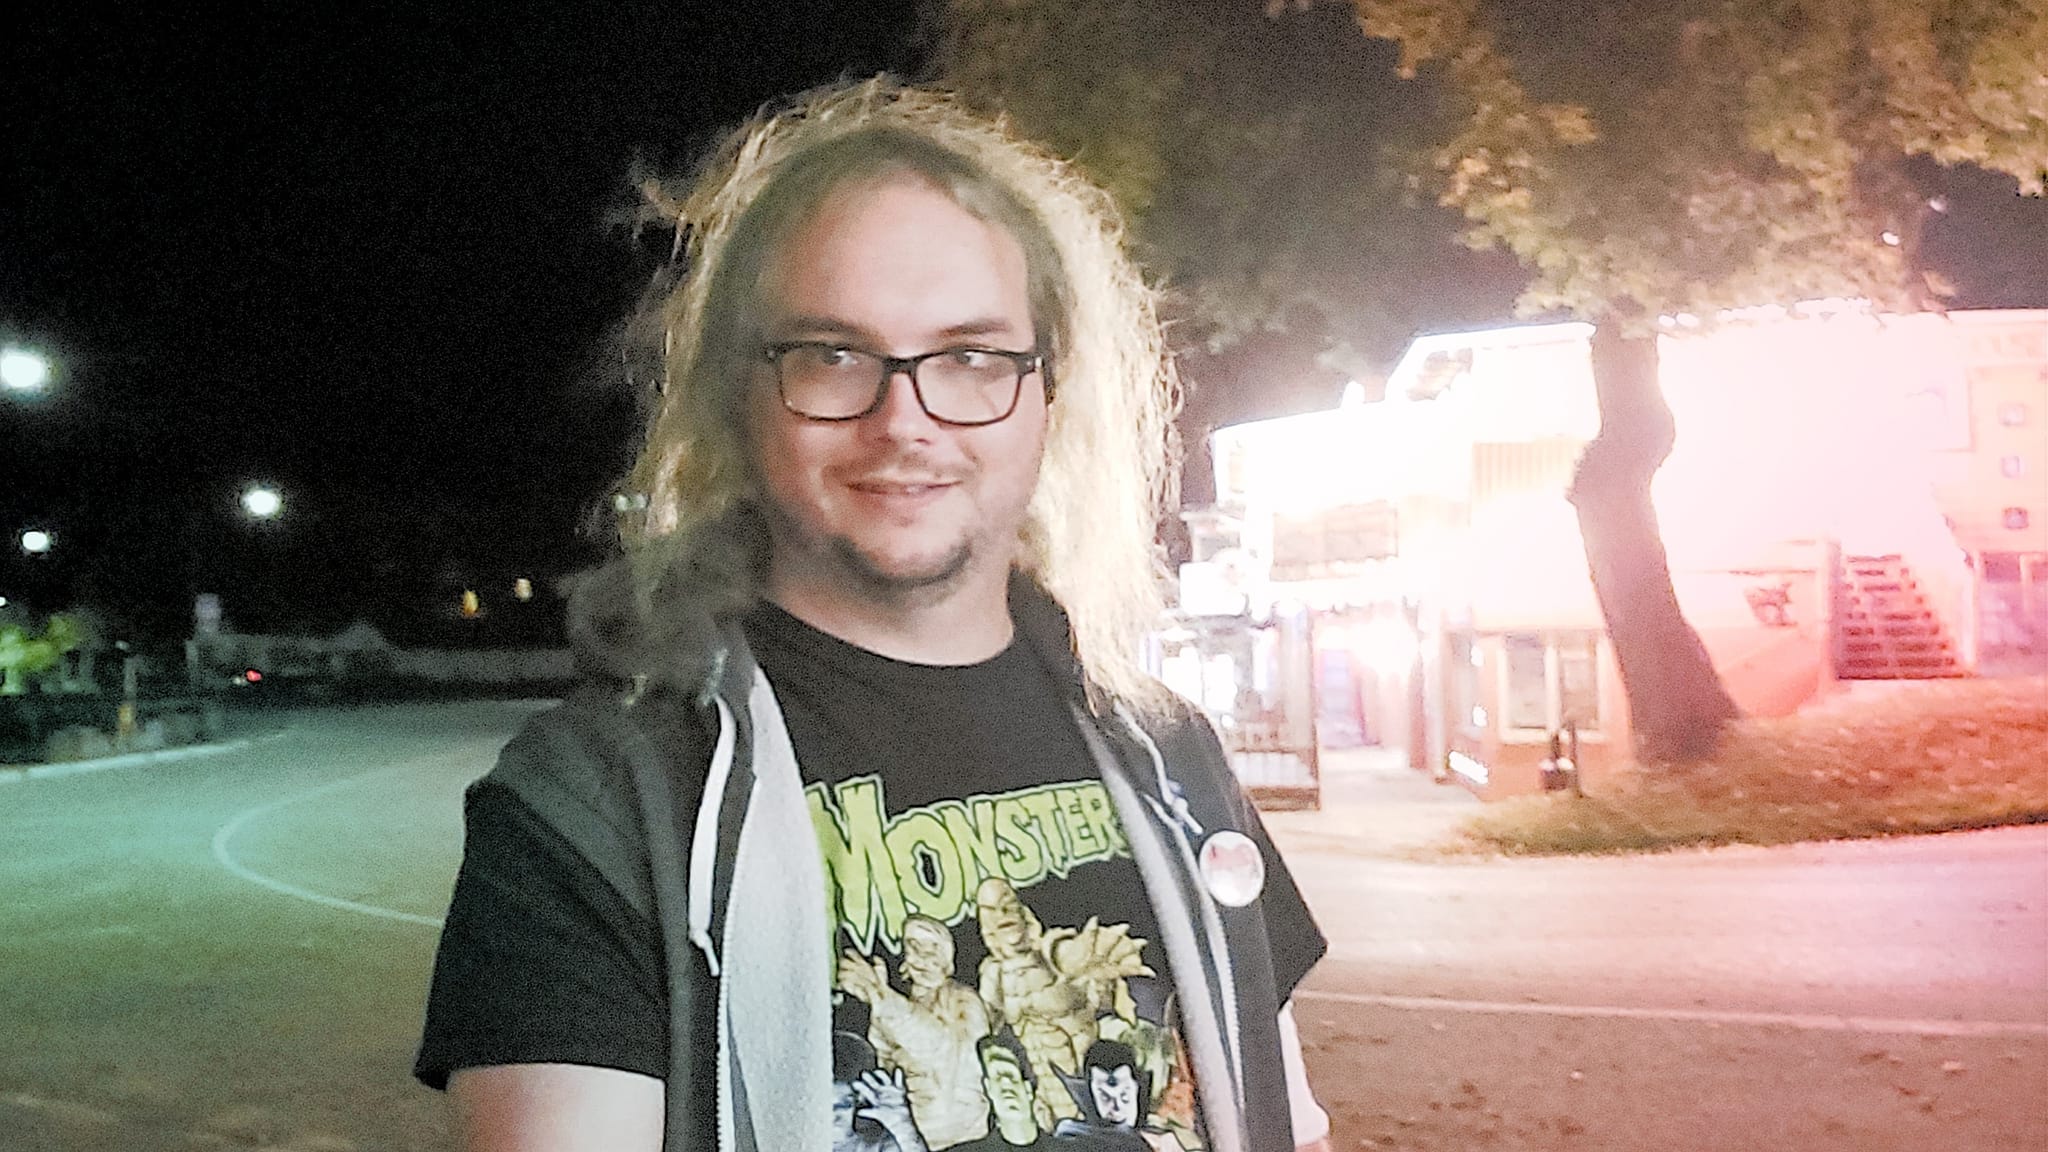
[19,528,53,556]
[240,485,283,520]
[1,346,51,394]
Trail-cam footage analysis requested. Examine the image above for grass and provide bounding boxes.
[1455,677,2048,856]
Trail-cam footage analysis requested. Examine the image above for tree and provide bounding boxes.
[1329,0,2046,759]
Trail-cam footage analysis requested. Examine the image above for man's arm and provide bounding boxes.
[1279,1002,1333,1152]
[450,1063,663,1152]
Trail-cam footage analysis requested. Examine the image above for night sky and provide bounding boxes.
[5,2,922,639]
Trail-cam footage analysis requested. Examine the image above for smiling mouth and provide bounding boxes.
[849,478,954,496]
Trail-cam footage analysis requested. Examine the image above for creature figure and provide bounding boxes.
[840,915,993,1147]
[833,1034,932,1152]
[973,878,1152,1123]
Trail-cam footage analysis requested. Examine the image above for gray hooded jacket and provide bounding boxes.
[483,566,1318,1152]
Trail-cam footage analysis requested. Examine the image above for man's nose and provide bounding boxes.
[868,366,938,437]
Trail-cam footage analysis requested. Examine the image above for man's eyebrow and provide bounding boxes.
[932,318,1032,343]
[766,316,867,342]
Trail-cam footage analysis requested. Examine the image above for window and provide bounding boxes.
[2003,456,2028,479]
[1497,631,1604,736]
[1983,552,2023,582]
[1503,634,1549,730]
[2006,507,2032,531]
[1557,634,1602,729]
[1999,402,2030,428]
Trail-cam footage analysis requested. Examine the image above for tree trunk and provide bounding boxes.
[1568,321,1739,763]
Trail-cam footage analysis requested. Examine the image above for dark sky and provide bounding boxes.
[4,2,922,637]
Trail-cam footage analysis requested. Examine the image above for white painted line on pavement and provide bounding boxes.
[1293,989,2048,1038]
[0,730,293,784]
[211,756,452,930]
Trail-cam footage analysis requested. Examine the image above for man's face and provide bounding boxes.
[1089,1064,1140,1127]
[750,176,1048,604]
[982,1050,1038,1142]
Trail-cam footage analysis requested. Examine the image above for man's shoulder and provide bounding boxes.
[1114,691,1255,824]
[484,681,715,842]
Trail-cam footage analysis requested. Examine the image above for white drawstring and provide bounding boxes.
[688,695,737,976]
[1116,704,1204,839]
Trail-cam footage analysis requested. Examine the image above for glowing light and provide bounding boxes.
[1448,751,1490,786]
[460,589,481,618]
[0,347,50,393]
[240,485,283,519]
[1347,616,1417,676]
[19,529,52,555]
[243,669,264,683]
[513,577,534,602]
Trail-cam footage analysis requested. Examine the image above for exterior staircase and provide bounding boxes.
[1834,555,1965,679]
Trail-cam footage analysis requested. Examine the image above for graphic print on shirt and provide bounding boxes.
[812,774,1203,1152]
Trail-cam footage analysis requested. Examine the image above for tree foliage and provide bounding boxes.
[0,614,83,695]
[928,0,1519,372]
[1335,0,2048,323]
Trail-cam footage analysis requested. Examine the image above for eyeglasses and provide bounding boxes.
[761,341,1048,427]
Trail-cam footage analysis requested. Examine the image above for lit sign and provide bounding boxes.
[1268,501,1398,580]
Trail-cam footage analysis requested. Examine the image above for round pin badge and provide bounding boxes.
[1197,830,1265,907]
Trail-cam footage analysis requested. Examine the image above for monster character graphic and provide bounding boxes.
[833,1032,931,1152]
[975,1030,1048,1149]
[1094,979,1197,1144]
[1052,1039,1190,1152]
[973,878,1152,1124]
[839,915,993,1148]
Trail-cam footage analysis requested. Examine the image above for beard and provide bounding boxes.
[829,530,973,601]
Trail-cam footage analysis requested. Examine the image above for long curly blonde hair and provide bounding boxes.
[624,76,1181,713]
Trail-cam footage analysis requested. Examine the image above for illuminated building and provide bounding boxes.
[1174,309,2047,798]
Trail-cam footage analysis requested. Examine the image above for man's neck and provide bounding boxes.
[764,564,1015,665]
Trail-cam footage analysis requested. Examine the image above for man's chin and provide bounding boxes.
[832,537,974,596]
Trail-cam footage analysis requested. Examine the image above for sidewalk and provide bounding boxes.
[1261,746,1484,858]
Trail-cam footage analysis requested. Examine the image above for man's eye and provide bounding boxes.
[796,345,860,369]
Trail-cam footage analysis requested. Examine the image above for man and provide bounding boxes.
[414,77,1333,1152]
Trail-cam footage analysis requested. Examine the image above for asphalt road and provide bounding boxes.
[1274,823,2048,1151]
[2,702,2043,1151]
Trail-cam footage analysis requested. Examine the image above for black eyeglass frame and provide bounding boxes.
[760,341,1051,427]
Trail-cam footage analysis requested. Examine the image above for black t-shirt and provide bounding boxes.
[416,605,1322,1152]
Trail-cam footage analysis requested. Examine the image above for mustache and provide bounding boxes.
[844,454,963,485]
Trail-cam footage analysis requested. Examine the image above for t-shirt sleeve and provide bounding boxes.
[414,779,667,1090]
[1168,704,1329,1000]
[1244,800,1327,1001]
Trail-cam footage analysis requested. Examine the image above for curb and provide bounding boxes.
[0,730,291,785]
